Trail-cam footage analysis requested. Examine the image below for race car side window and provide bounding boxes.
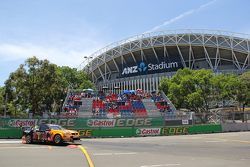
[39,124,49,131]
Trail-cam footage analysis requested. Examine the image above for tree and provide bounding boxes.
[158,77,170,94]
[0,86,5,116]
[238,71,250,111]
[5,57,63,116]
[160,68,214,113]
[5,64,29,117]
[56,66,94,90]
[211,74,229,106]
[160,68,250,115]
[4,56,94,117]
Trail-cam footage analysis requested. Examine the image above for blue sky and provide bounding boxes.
[0,0,250,86]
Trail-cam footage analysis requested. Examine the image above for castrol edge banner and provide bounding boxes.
[136,128,161,136]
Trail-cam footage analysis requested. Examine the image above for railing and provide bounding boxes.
[3,107,249,124]
[62,88,71,110]
[160,91,177,112]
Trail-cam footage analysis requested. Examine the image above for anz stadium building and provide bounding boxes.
[80,30,250,92]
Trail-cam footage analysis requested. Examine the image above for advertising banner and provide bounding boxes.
[87,119,116,127]
[161,126,189,135]
[8,119,37,127]
[136,128,161,136]
[77,129,93,137]
[1,117,164,129]
[4,118,76,128]
[85,117,163,128]
[120,60,182,78]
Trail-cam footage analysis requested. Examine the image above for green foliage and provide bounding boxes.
[159,68,250,113]
[3,56,94,117]
[56,66,94,90]
[239,71,250,109]
[0,87,5,115]
[160,68,213,112]
[158,78,170,94]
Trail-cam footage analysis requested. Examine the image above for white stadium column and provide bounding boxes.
[123,81,126,91]
[152,77,155,91]
[136,79,139,90]
[135,79,137,90]
[146,78,149,92]
[156,76,159,91]
[143,78,146,91]
[141,78,143,90]
[149,77,152,92]
[131,80,133,90]
[112,82,114,93]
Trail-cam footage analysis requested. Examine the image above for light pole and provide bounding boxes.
[84,56,93,80]
[60,99,63,114]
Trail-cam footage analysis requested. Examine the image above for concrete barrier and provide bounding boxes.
[221,122,250,132]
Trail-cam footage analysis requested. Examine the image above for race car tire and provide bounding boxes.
[53,134,62,144]
[25,135,32,144]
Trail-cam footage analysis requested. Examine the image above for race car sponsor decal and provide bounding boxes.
[136,128,161,136]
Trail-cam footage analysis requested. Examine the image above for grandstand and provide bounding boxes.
[62,89,175,118]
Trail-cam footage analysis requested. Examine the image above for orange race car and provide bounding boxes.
[22,124,80,144]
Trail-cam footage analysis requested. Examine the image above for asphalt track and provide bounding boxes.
[0,132,250,167]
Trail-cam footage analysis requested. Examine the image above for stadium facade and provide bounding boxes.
[80,30,250,92]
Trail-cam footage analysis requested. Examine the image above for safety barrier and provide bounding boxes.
[0,128,22,138]
[189,124,222,134]
[221,122,250,132]
[74,124,222,138]
[0,125,222,139]
[0,117,222,138]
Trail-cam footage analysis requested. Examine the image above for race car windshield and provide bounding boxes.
[49,125,65,130]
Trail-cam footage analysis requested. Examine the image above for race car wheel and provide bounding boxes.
[53,134,62,144]
[25,135,32,144]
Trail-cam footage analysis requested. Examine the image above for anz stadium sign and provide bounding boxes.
[121,61,180,76]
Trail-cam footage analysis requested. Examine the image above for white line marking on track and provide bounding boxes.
[114,152,137,155]
[93,152,137,156]
[0,141,21,144]
[205,140,225,143]
[93,153,112,156]
[0,146,49,149]
[141,164,181,167]
[240,158,250,161]
[178,137,202,140]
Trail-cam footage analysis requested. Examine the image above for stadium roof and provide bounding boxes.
[79,29,250,83]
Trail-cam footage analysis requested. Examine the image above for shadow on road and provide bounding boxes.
[22,141,82,147]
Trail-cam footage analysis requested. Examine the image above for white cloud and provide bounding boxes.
[146,0,218,33]
[241,29,250,35]
[0,39,105,69]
